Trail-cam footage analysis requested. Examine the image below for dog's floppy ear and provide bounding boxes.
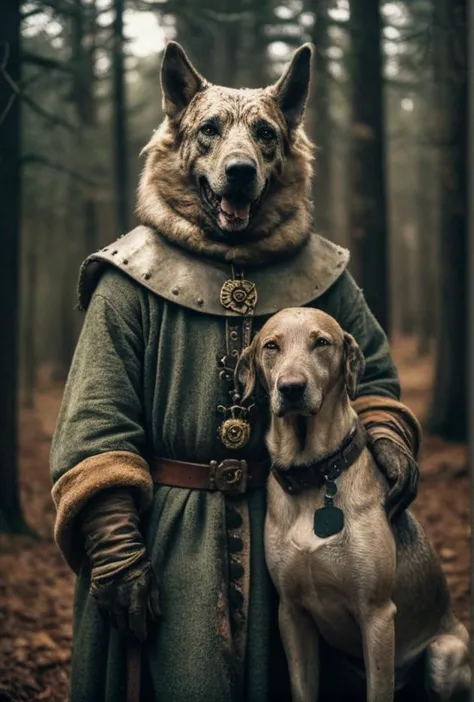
[161,41,206,120]
[270,43,313,130]
[342,332,365,400]
[235,342,259,402]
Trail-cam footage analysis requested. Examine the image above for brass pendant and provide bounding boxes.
[218,417,251,450]
[220,279,257,315]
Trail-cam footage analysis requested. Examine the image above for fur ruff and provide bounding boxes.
[136,119,314,266]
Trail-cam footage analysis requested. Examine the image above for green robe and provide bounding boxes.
[51,235,399,702]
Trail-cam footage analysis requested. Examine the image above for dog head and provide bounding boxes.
[137,42,314,263]
[237,308,365,417]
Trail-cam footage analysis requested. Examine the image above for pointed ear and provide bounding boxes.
[342,333,365,400]
[161,41,205,120]
[236,342,259,402]
[270,43,313,130]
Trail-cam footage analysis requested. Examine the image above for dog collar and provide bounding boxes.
[271,419,367,496]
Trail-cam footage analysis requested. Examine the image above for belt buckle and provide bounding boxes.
[210,459,247,495]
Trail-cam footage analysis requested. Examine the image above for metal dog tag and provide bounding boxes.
[313,506,344,538]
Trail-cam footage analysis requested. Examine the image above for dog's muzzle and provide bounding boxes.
[276,375,309,414]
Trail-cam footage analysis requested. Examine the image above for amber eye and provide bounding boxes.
[314,337,330,348]
[200,123,218,137]
[257,126,276,141]
[263,340,279,351]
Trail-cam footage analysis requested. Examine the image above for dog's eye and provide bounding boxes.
[257,126,276,142]
[200,123,218,137]
[314,337,330,348]
[263,341,279,351]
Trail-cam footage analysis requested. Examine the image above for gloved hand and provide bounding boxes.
[80,487,161,641]
[370,438,420,520]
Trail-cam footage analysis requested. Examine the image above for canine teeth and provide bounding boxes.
[205,182,221,208]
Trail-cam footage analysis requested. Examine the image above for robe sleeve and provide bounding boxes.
[318,270,422,458]
[50,270,153,572]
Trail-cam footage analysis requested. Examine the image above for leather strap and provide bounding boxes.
[271,420,367,495]
[126,640,141,702]
[149,457,269,495]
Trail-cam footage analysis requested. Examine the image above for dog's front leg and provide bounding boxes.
[360,601,396,702]
[279,599,320,702]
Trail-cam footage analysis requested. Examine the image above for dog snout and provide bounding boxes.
[277,374,307,401]
[225,157,257,185]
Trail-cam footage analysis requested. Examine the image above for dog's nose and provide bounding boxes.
[277,375,307,400]
[225,158,257,184]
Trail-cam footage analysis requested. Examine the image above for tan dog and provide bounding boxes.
[238,308,470,702]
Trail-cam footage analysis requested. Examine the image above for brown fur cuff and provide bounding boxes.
[352,395,422,459]
[52,450,153,573]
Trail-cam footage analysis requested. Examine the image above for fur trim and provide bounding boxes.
[353,395,422,459]
[136,119,313,266]
[52,450,153,573]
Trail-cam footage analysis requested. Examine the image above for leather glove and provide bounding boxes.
[80,487,161,641]
[370,438,420,520]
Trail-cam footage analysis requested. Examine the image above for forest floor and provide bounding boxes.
[0,337,471,701]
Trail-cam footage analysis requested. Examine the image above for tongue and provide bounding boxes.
[220,197,251,220]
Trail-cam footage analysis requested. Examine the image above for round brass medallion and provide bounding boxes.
[218,418,251,450]
[220,279,257,315]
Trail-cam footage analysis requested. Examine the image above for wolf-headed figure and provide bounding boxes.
[51,43,421,702]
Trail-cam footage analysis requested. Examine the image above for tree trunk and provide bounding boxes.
[416,133,436,356]
[0,0,30,532]
[112,0,129,233]
[308,0,332,237]
[427,0,467,440]
[242,1,269,88]
[22,239,37,409]
[215,0,240,88]
[348,0,389,332]
[84,0,99,252]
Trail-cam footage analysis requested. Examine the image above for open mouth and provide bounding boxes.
[200,178,256,233]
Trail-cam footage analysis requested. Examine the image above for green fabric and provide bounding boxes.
[51,265,399,702]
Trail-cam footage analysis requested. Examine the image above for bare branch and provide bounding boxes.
[0,45,76,131]
[21,7,46,20]
[22,92,76,130]
[0,93,16,128]
[34,0,78,16]
[21,51,73,73]
[385,79,426,89]
[22,153,103,186]
[200,8,254,22]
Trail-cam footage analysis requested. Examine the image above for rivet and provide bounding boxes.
[232,393,241,402]
[143,272,151,280]
[197,297,204,306]
[102,248,109,252]
[122,259,128,265]
[111,250,118,256]
[230,330,238,341]
[172,287,179,295]
[314,285,320,291]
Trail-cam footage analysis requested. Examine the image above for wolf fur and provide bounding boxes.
[137,41,315,265]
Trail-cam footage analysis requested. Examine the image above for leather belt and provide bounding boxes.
[149,457,270,496]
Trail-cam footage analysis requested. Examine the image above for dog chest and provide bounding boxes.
[264,510,348,591]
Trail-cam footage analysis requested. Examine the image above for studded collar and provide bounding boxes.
[271,419,367,495]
